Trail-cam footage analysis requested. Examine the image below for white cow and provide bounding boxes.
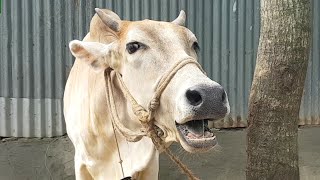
[64,8,230,180]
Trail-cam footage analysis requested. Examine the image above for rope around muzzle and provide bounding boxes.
[104,58,205,180]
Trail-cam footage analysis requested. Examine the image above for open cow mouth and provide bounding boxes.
[176,119,217,152]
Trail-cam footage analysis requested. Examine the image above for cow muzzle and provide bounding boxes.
[185,84,228,119]
[174,77,230,153]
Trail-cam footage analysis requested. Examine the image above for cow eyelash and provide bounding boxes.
[126,41,146,54]
[192,42,200,55]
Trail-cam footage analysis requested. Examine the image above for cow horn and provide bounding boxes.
[95,8,120,32]
[172,10,186,26]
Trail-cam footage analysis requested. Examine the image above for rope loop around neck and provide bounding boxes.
[104,68,146,142]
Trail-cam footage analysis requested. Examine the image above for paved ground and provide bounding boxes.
[0,127,319,180]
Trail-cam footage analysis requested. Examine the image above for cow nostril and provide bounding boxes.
[186,89,202,106]
[222,91,226,102]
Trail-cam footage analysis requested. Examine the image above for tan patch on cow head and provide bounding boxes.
[116,19,195,62]
[89,9,120,44]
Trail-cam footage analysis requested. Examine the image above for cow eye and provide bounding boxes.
[126,42,144,54]
[192,42,200,55]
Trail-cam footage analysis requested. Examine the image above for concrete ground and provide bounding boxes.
[0,127,319,180]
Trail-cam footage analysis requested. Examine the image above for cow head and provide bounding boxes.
[69,9,230,153]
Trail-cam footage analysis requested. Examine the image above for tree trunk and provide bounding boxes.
[246,1,311,180]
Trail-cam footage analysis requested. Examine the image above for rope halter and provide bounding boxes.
[104,58,205,180]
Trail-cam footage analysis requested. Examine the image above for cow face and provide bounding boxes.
[69,9,230,153]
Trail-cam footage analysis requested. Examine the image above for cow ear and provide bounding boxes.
[69,40,118,71]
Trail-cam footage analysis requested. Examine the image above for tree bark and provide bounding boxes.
[246,1,311,180]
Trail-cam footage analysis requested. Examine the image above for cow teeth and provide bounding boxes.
[187,132,213,139]
[204,131,212,138]
[187,132,196,139]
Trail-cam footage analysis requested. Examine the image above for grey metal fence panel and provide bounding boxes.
[0,0,319,137]
[0,0,79,137]
[299,0,320,126]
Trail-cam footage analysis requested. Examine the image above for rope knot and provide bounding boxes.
[132,104,149,123]
[148,97,160,112]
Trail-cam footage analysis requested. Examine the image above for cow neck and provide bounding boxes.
[104,58,204,180]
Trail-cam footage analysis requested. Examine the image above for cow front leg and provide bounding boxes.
[75,164,93,180]
[74,156,93,180]
[132,152,159,180]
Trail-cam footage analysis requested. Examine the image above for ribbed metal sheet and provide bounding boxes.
[0,0,76,137]
[0,0,319,137]
[299,0,320,126]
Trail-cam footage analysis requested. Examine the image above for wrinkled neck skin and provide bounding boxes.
[64,34,159,180]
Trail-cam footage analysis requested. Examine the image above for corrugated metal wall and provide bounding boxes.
[0,0,319,137]
[299,0,320,126]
